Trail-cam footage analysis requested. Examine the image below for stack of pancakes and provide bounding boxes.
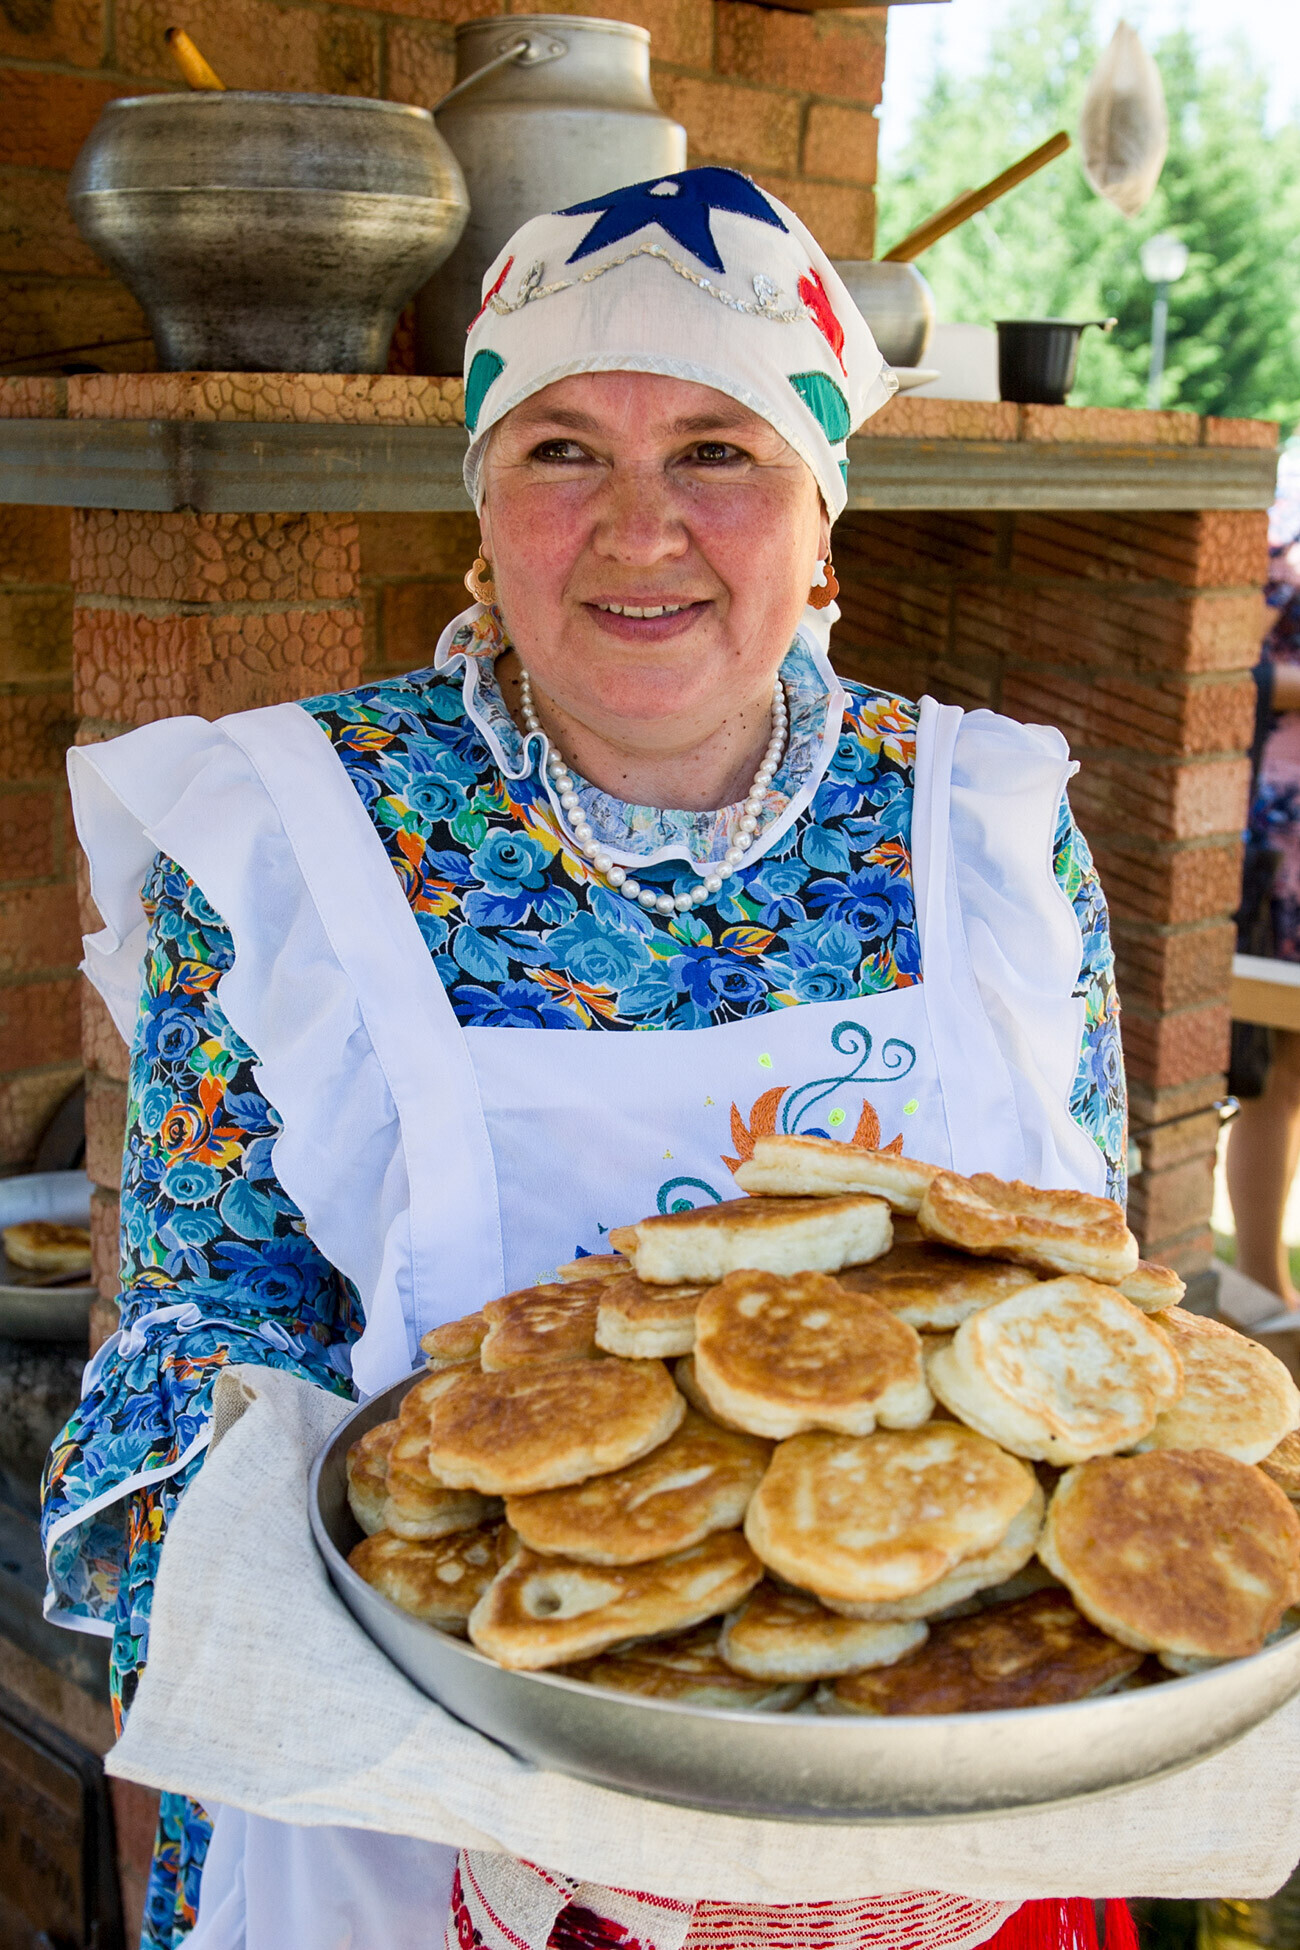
[346,1135,1300,1714]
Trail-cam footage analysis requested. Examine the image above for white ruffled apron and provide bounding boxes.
[68,690,1102,1950]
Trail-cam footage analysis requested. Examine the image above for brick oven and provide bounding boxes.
[0,0,1279,1938]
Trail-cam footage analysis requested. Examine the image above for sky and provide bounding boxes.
[878,0,1300,163]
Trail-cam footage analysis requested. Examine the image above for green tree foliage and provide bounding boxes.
[876,0,1300,423]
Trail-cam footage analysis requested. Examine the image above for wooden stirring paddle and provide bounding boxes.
[880,131,1070,263]
[165,26,227,90]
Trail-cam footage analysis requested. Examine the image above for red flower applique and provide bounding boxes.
[797,268,847,374]
[472,255,514,329]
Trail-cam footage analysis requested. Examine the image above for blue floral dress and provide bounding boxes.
[42,621,1123,1947]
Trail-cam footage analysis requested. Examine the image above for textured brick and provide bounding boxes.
[379,579,469,674]
[715,4,885,104]
[85,1065,126,1188]
[1127,1151,1217,1245]
[0,975,79,1070]
[0,70,131,170]
[359,512,478,579]
[385,19,456,107]
[0,589,72,679]
[0,883,79,978]
[859,398,1019,443]
[0,787,60,882]
[0,1062,81,1170]
[0,505,69,585]
[1121,1001,1230,1094]
[117,0,379,92]
[0,375,65,419]
[1019,405,1199,447]
[1130,1105,1220,1173]
[1009,511,1267,591]
[953,587,1264,680]
[1070,754,1250,846]
[1111,920,1235,1015]
[802,102,877,187]
[657,77,800,174]
[1092,837,1243,929]
[68,370,464,423]
[0,275,151,371]
[82,982,129,1084]
[74,604,364,724]
[89,1185,119,1307]
[0,0,102,64]
[1203,417,1278,449]
[72,511,360,604]
[0,167,108,280]
[754,174,873,259]
[0,690,74,782]
[998,672,1255,759]
[837,510,1002,578]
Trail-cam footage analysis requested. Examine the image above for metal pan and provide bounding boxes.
[0,1172,95,1343]
[310,1375,1300,1822]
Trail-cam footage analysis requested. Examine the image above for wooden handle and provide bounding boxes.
[880,131,1070,263]
[165,26,227,91]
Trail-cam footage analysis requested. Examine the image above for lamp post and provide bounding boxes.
[1140,232,1189,409]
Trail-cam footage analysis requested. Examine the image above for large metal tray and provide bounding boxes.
[310,1374,1300,1823]
[0,1173,95,1343]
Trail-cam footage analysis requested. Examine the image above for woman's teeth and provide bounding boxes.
[596,602,689,618]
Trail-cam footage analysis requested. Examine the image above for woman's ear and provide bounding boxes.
[819,505,832,561]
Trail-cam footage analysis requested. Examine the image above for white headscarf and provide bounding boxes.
[461,166,895,519]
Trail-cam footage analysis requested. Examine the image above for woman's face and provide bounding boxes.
[478,372,829,746]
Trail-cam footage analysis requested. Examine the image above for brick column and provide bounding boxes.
[833,430,1269,1281]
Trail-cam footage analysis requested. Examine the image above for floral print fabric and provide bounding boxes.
[42,636,1123,1948]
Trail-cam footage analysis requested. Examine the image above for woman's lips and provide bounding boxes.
[583,599,710,641]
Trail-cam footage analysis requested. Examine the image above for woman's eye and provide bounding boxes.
[687,441,744,466]
[530,439,590,463]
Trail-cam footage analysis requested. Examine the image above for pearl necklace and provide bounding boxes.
[517,670,789,915]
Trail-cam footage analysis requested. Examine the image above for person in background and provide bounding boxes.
[1227,451,1300,1306]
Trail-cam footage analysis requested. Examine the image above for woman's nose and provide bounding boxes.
[592,465,689,564]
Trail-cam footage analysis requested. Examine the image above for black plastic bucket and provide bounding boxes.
[996,318,1116,405]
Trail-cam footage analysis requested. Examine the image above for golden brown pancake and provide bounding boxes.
[384,1405,503,1540]
[918,1172,1139,1283]
[1040,1450,1300,1660]
[674,1355,752,1433]
[345,1419,397,1535]
[823,1488,1045,1621]
[733,1136,940,1214]
[348,1524,502,1633]
[1119,1261,1186,1312]
[554,1254,627,1283]
[2,1219,91,1276]
[1261,1428,1300,1502]
[719,1580,927,1681]
[926,1276,1182,1463]
[1133,1308,1300,1464]
[744,1425,1039,1607]
[565,1623,806,1710]
[467,1531,763,1670]
[424,1357,685,1496]
[595,1273,711,1359]
[420,1313,487,1370]
[505,1410,769,1564]
[693,1270,932,1439]
[621,1194,892,1286]
[827,1589,1144,1715]
[838,1241,1039,1332]
[479,1281,603,1370]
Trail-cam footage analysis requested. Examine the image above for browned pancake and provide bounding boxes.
[505,1410,770,1564]
[674,1354,752,1433]
[345,1419,397,1535]
[555,1254,628,1283]
[719,1580,927,1681]
[595,1273,711,1358]
[1261,1428,1300,1502]
[692,1269,931,1438]
[621,1194,892,1286]
[347,1524,502,1633]
[733,1136,939,1213]
[565,1623,806,1710]
[467,1532,763,1669]
[420,1313,487,1370]
[1119,1261,1186,1312]
[384,1402,502,1540]
[1040,1450,1300,1660]
[838,1241,1039,1331]
[828,1589,1144,1714]
[918,1173,1139,1284]
[1134,1309,1300,1464]
[480,1281,603,1370]
[424,1357,685,1496]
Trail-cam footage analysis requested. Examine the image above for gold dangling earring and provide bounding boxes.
[807,554,839,610]
[464,553,497,605]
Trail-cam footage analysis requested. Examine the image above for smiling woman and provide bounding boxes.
[42,168,1122,1950]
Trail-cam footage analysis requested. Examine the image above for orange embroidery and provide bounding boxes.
[723,1086,903,1174]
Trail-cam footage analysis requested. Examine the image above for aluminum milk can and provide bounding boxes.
[418,13,686,374]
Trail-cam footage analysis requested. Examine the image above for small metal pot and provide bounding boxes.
[996,317,1117,405]
[418,15,686,376]
[69,93,469,373]
[830,261,935,370]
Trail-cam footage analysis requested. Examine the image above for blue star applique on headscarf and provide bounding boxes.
[560,167,787,275]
